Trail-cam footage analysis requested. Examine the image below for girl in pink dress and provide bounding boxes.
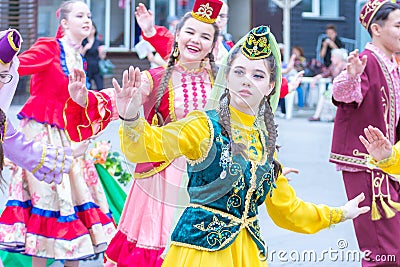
[64,1,223,265]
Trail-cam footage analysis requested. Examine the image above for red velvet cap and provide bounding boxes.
[359,0,389,30]
[191,0,223,24]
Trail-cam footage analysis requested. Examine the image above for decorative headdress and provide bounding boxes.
[0,29,21,65]
[241,26,272,60]
[191,0,223,24]
[359,0,389,30]
[206,25,282,113]
[0,29,22,113]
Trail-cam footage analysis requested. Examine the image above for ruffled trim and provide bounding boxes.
[105,231,163,267]
[63,91,113,142]
[0,200,115,259]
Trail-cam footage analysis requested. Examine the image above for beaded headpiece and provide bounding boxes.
[241,26,272,60]
[0,29,21,65]
[191,0,223,24]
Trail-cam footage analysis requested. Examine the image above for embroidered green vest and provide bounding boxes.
[170,110,276,255]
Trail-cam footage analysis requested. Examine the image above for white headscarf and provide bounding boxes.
[0,29,22,113]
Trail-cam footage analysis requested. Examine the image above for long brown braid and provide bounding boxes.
[154,12,219,123]
[219,46,282,179]
[0,108,7,189]
[218,88,248,159]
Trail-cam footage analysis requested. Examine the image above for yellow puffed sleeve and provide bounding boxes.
[372,142,400,175]
[265,175,343,234]
[119,110,211,164]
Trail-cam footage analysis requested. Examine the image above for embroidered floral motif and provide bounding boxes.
[195,3,213,19]
[194,215,234,247]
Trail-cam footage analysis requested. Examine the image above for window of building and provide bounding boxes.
[302,0,339,18]
[37,0,63,37]
[88,0,131,51]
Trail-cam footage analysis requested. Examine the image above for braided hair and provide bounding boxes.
[219,46,282,179]
[154,12,220,123]
[0,108,7,189]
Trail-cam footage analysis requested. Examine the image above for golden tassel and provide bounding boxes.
[151,113,158,126]
[380,195,395,219]
[387,198,400,212]
[371,197,381,221]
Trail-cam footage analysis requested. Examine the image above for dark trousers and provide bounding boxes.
[89,72,104,90]
[343,171,400,266]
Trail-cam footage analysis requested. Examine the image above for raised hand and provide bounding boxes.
[346,49,367,77]
[288,70,304,92]
[135,3,155,37]
[113,66,142,121]
[359,125,392,162]
[342,192,370,220]
[68,69,88,107]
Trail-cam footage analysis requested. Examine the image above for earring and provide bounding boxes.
[255,96,267,128]
[219,88,230,116]
[172,43,179,58]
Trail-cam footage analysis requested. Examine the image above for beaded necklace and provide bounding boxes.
[175,62,208,117]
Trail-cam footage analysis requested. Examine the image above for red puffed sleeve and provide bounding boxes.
[18,38,57,75]
[64,89,118,142]
[142,26,174,60]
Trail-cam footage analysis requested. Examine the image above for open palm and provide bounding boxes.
[135,3,155,36]
[113,66,142,120]
[359,125,392,162]
[68,69,88,107]
[347,49,367,77]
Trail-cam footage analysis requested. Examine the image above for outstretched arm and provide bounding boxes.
[135,3,174,60]
[64,69,117,142]
[115,67,211,164]
[3,119,78,184]
[265,175,369,233]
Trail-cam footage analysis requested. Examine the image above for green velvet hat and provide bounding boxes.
[206,25,282,113]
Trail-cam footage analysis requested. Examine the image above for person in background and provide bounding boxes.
[167,15,179,33]
[0,28,90,267]
[0,2,116,266]
[308,48,348,122]
[105,25,368,267]
[320,24,344,67]
[214,0,234,64]
[284,46,307,108]
[330,1,400,265]
[136,0,233,66]
[81,22,106,90]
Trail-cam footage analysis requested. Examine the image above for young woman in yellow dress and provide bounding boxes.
[70,25,370,266]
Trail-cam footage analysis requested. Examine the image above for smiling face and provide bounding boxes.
[61,1,92,42]
[226,52,274,115]
[175,17,216,64]
[0,63,11,90]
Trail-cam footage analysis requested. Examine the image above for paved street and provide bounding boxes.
[2,105,361,266]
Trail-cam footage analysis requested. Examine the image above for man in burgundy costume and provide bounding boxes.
[330,0,400,266]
